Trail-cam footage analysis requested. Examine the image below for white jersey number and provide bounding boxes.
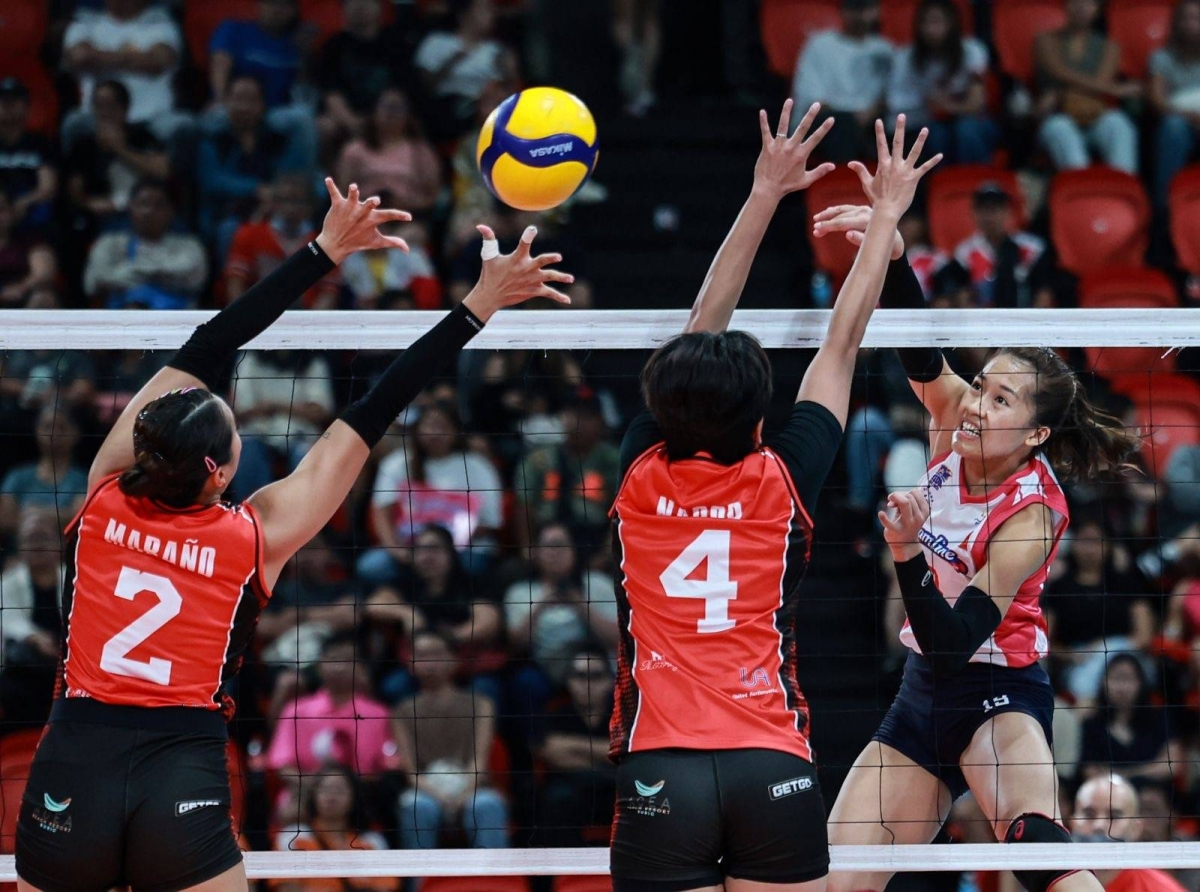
[660,530,738,633]
[99,566,183,686]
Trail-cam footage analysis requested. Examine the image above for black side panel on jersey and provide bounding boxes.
[772,488,816,740]
[608,513,642,762]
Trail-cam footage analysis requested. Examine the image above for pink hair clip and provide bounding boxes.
[204,456,218,473]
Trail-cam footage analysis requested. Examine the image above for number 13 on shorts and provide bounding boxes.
[660,530,739,634]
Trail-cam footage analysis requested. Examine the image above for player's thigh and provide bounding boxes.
[124,732,243,892]
[726,877,826,892]
[719,750,829,888]
[960,711,1061,840]
[180,861,249,892]
[15,721,128,892]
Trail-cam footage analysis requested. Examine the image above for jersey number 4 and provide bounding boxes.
[99,566,183,686]
[660,530,739,633]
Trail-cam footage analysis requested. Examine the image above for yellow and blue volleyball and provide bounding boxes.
[476,87,599,212]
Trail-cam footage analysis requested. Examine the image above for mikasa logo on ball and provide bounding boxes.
[529,141,575,158]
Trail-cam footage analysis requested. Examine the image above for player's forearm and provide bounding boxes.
[685,187,780,334]
[823,206,901,354]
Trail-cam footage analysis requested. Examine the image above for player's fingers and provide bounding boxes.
[348,183,360,205]
[916,152,945,175]
[875,118,888,161]
[877,510,899,531]
[516,225,537,256]
[849,159,874,193]
[906,127,930,167]
[892,113,906,158]
[790,101,820,144]
[538,286,572,304]
[800,115,834,151]
[814,209,865,232]
[776,97,794,139]
[541,268,575,285]
[379,235,410,252]
[759,109,771,146]
[365,195,382,208]
[372,208,412,223]
[477,224,500,261]
[534,252,563,268]
[324,176,344,203]
[845,231,866,247]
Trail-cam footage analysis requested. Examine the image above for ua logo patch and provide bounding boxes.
[634,780,665,797]
[43,794,71,813]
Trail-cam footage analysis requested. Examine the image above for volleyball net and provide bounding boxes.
[2,307,1200,886]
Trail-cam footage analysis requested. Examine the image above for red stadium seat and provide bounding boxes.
[421,878,530,892]
[0,0,48,57]
[880,0,974,45]
[184,0,258,71]
[554,877,613,892]
[993,0,1068,84]
[805,166,871,286]
[0,730,42,854]
[1169,165,1200,275]
[926,165,1024,255]
[1134,374,1200,478]
[1049,167,1150,275]
[1077,267,1178,384]
[1109,0,1173,79]
[0,57,57,137]
[760,0,843,80]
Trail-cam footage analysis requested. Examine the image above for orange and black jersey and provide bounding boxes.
[58,474,271,719]
[609,402,843,761]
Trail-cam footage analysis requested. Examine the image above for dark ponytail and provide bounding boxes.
[998,348,1140,481]
[119,389,234,507]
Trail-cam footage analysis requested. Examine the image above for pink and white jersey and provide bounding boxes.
[898,449,1069,668]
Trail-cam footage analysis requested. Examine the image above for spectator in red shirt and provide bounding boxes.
[225,174,339,309]
[949,183,1054,309]
[1071,773,1188,892]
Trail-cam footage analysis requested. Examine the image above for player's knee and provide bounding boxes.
[1003,812,1077,892]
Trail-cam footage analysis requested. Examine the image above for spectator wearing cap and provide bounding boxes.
[948,183,1054,309]
[791,0,893,163]
[82,179,207,309]
[1034,0,1140,174]
[1071,774,1188,891]
[1150,0,1200,207]
[513,387,620,560]
[61,0,189,145]
[885,0,996,164]
[0,190,56,309]
[0,78,57,235]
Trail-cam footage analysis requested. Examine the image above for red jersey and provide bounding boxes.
[60,474,271,717]
[609,444,816,762]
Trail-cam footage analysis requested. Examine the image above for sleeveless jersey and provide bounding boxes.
[898,450,1069,668]
[609,444,815,762]
[59,474,271,717]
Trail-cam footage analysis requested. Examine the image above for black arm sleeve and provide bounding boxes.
[340,303,484,448]
[766,401,843,512]
[169,241,335,390]
[883,255,943,384]
[618,410,664,481]
[894,553,1003,676]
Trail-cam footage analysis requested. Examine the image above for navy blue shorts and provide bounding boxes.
[873,653,1054,801]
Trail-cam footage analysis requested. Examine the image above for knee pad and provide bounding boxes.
[1004,813,1076,892]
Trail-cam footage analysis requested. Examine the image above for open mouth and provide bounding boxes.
[958,420,981,440]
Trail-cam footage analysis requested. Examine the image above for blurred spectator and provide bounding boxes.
[363,401,504,579]
[64,79,169,226]
[61,0,187,145]
[0,510,65,725]
[505,522,617,690]
[266,633,399,784]
[229,350,335,498]
[225,174,338,309]
[0,190,56,308]
[82,179,207,309]
[613,0,661,116]
[791,0,892,163]
[447,80,518,257]
[415,0,515,140]
[198,75,300,254]
[1034,0,1140,174]
[1160,444,1200,538]
[1071,773,1188,891]
[1150,0,1200,207]
[1080,653,1181,784]
[208,0,318,170]
[898,214,948,300]
[514,386,620,559]
[272,766,397,892]
[886,0,996,164]
[533,646,616,847]
[0,78,57,234]
[949,183,1054,309]
[393,629,509,849]
[334,88,442,215]
[340,219,442,310]
[365,524,503,703]
[0,406,88,541]
[1044,516,1156,706]
[0,351,95,480]
[315,0,421,151]
[92,351,171,426]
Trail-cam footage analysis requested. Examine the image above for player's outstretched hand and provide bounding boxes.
[753,99,837,200]
[849,115,942,219]
[878,488,931,561]
[462,224,574,322]
[812,204,905,260]
[315,177,411,263]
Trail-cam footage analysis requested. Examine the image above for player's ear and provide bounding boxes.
[754,418,764,447]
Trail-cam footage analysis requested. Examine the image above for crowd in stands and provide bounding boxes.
[2,0,1200,888]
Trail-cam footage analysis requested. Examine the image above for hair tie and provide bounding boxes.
[204,456,218,473]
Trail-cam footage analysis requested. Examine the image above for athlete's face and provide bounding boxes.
[953,354,1049,465]
[1071,777,1141,842]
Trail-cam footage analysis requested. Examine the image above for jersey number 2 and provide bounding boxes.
[99,566,183,685]
[660,530,738,633]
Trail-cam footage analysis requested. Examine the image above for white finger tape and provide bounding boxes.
[481,239,500,261]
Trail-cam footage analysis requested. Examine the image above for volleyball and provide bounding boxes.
[476,87,599,212]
